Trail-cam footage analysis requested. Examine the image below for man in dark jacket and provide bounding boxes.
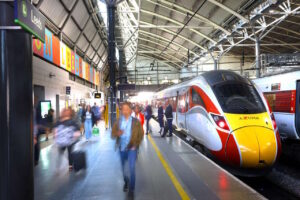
[145,104,152,135]
[163,101,173,137]
[157,102,164,135]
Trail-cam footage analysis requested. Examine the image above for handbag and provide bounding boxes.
[92,126,100,136]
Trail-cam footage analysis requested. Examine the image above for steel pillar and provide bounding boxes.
[0,3,33,200]
[214,59,218,70]
[255,37,261,78]
[119,49,124,102]
[108,3,117,126]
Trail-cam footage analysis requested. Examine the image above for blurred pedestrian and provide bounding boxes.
[112,102,144,199]
[91,102,101,126]
[54,108,81,171]
[132,104,145,129]
[162,100,173,137]
[82,105,94,141]
[157,102,164,135]
[45,108,55,141]
[145,104,153,135]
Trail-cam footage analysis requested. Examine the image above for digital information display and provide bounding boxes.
[40,101,51,118]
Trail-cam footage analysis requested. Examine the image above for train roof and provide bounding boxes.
[155,70,250,98]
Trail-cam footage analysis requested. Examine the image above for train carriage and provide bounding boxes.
[254,70,300,140]
[154,70,281,174]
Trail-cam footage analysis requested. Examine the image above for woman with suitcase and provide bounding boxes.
[54,108,81,171]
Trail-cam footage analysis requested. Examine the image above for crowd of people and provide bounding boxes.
[34,99,174,200]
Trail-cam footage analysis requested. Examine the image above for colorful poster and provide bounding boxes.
[85,63,90,81]
[52,35,60,66]
[71,51,75,74]
[43,28,53,62]
[90,66,93,83]
[66,46,71,72]
[82,61,86,79]
[79,57,83,78]
[75,54,80,76]
[60,42,66,69]
[32,39,44,57]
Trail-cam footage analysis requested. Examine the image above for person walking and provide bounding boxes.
[157,102,164,135]
[112,102,144,199]
[82,105,94,141]
[145,104,152,135]
[54,108,80,171]
[45,108,55,141]
[132,104,145,129]
[163,101,173,137]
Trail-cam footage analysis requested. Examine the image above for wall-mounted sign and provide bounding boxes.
[66,86,71,95]
[117,84,136,91]
[94,93,102,99]
[14,0,46,43]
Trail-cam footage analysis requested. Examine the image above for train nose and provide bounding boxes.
[233,127,277,168]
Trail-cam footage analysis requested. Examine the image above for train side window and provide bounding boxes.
[192,88,205,108]
[177,95,186,113]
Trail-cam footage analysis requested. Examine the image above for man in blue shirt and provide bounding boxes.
[112,102,144,199]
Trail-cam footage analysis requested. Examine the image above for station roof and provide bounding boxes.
[32,0,300,84]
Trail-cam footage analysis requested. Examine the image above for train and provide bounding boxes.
[153,70,281,176]
[254,70,300,140]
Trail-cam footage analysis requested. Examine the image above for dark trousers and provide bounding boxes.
[120,149,137,192]
[34,133,40,165]
[146,117,151,134]
[167,119,173,135]
[58,143,75,166]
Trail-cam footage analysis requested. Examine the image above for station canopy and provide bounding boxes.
[113,0,300,83]
[32,0,300,83]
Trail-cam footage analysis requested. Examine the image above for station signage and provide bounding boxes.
[66,86,71,95]
[94,93,102,99]
[14,0,46,43]
[117,84,136,91]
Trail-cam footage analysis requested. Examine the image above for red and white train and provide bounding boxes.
[254,70,300,140]
[153,70,281,174]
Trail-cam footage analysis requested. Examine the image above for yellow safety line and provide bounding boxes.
[148,135,190,200]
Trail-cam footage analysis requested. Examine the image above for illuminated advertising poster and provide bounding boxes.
[52,35,60,66]
[60,42,66,69]
[66,46,71,72]
[86,63,90,81]
[71,51,75,74]
[75,54,80,76]
[43,28,53,62]
[32,38,44,57]
[79,57,83,78]
[82,61,86,79]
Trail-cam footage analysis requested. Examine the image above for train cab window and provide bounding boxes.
[192,88,205,108]
[213,82,266,114]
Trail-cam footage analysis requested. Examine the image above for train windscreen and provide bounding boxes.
[213,82,266,114]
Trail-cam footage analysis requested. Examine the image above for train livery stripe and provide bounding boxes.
[148,135,190,200]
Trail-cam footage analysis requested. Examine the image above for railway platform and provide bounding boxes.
[35,121,265,200]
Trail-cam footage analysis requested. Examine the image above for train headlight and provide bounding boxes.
[211,113,230,131]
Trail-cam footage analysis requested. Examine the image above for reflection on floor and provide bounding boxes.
[35,120,264,200]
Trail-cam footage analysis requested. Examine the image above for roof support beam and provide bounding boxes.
[140,30,198,55]
[141,9,216,44]
[207,0,249,23]
[146,0,230,35]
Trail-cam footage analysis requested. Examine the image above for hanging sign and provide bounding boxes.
[14,0,46,43]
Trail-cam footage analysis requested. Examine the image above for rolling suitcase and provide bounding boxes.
[72,151,87,172]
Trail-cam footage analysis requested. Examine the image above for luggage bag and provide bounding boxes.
[72,151,87,172]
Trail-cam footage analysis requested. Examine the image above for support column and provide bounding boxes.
[255,37,261,78]
[0,2,33,200]
[214,58,218,70]
[156,62,159,86]
[107,3,116,126]
[119,49,124,102]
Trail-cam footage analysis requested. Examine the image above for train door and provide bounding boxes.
[185,91,190,132]
[177,93,187,129]
[295,81,300,137]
